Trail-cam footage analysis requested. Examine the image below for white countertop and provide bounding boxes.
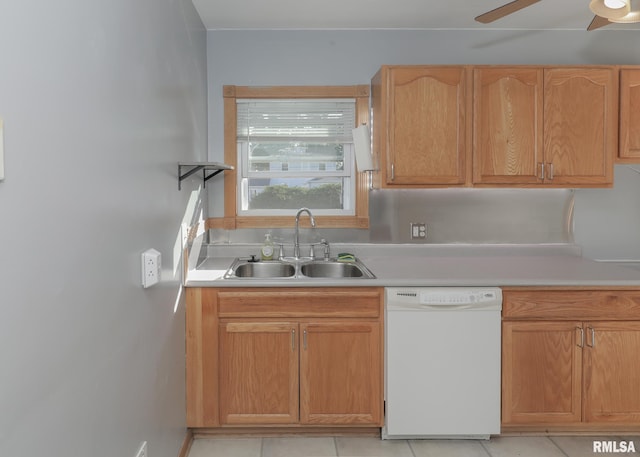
[184,244,640,288]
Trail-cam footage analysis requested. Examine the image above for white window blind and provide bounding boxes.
[237,99,356,143]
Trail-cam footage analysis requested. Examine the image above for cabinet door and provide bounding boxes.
[502,321,583,425]
[543,68,615,185]
[386,67,467,186]
[219,321,299,424]
[619,69,640,161]
[583,321,640,423]
[473,68,543,184]
[299,322,382,425]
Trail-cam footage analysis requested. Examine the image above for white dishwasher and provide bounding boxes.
[383,287,502,440]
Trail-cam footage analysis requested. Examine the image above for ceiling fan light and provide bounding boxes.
[604,0,628,8]
[590,0,631,18]
[609,0,640,21]
[609,11,640,22]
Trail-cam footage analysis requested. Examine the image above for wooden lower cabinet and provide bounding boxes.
[219,321,299,425]
[502,288,640,432]
[300,322,381,425]
[502,321,582,425]
[583,321,640,423]
[186,287,384,429]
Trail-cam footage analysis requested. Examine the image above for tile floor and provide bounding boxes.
[187,434,640,457]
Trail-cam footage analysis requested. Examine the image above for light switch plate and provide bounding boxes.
[0,118,5,181]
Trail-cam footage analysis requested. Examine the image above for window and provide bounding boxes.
[219,86,370,229]
[237,99,356,216]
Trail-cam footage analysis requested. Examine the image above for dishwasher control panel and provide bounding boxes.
[386,287,502,310]
[419,289,498,305]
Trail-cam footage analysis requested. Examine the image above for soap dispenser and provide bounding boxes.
[260,233,275,261]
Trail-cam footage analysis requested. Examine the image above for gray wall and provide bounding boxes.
[0,1,207,456]
[207,29,640,259]
[574,165,640,260]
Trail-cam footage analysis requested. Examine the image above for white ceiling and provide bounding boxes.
[192,0,638,31]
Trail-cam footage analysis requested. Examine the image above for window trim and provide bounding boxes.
[212,85,370,230]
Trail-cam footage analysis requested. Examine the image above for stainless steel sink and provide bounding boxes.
[300,261,371,278]
[223,257,375,280]
[224,260,296,279]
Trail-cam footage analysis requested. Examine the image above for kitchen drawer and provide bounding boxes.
[502,288,640,320]
[215,287,383,318]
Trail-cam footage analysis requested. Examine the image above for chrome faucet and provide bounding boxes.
[294,207,316,259]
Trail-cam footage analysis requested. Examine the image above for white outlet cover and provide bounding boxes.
[141,249,161,288]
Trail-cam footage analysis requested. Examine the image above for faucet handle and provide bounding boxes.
[320,239,330,260]
[277,244,285,260]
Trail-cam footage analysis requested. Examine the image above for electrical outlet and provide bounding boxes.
[141,249,161,288]
[135,441,148,457]
[410,223,427,240]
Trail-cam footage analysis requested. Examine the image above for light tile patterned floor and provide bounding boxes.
[188,435,640,457]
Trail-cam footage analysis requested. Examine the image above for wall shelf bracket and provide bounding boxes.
[178,162,233,190]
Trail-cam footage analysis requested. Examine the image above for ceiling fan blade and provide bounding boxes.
[587,14,611,30]
[475,0,542,23]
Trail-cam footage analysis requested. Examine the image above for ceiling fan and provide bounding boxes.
[475,0,640,31]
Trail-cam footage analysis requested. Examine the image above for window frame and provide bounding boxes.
[215,85,370,229]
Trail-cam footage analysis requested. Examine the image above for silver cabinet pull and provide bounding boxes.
[538,162,545,181]
[303,329,308,350]
[577,326,584,348]
[587,326,595,348]
[292,329,296,351]
[390,163,395,181]
[547,162,554,180]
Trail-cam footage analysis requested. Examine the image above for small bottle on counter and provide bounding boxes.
[260,233,275,261]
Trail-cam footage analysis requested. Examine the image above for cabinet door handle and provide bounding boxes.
[303,329,308,350]
[577,326,584,348]
[292,329,296,351]
[538,162,545,181]
[587,326,595,348]
[547,162,554,180]
[390,163,395,181]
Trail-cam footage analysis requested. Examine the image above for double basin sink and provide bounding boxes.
[224,257,376,280]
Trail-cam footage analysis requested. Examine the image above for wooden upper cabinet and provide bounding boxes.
[372,66,468,187]
[473,66,616,187]
[375,65,619,188]
[543,68,616,186]
[473,68,543,184]
[619,68,640,162]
